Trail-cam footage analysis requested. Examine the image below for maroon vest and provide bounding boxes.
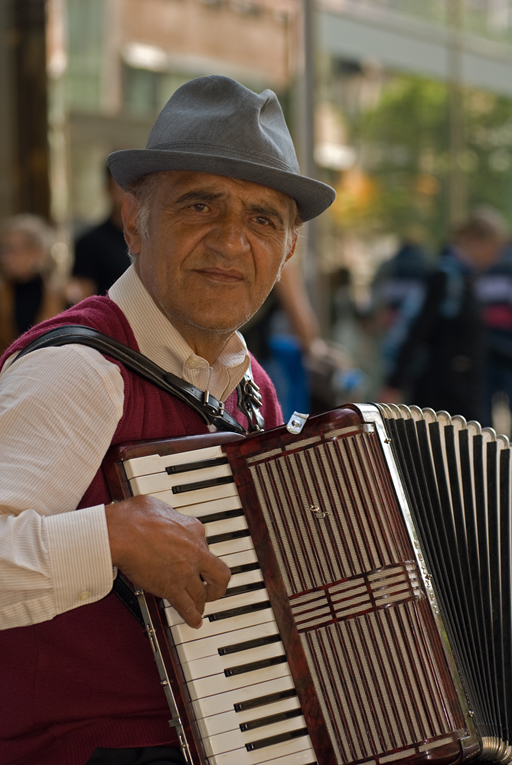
[0,297,282,765]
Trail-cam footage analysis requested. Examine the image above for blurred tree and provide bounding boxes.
[330,72,512,250]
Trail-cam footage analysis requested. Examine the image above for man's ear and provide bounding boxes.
[284,230,298,265]
[122,194,142,256]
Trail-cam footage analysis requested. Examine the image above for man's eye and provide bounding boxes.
[255,216,271,226]
[191,203,209,212]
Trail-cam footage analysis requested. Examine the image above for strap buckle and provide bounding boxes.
[203,390,225,417]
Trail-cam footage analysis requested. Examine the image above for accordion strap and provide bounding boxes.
[14,324,264,434]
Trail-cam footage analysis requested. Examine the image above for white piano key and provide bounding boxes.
[174,619,280,663]
[203,725,249,758]
[204,514,248,538]
[196,694,303,738]
[138,480,240,510]
[164,580,269,627]
[226,567,263,589]
[230,746,316,765]
[218,548,258,568]
[123,445,227,480]
[191,674,297,718]
[130,461,233,495]
[251,749,316,765]
[180,494,242,519]
[203,584,269,617]
[208,732,315,765]
[180,636,285,682]
[168,601,275,640]
[203,714,308,759]
[187,659,291,700]
[264,750,317,765]
[208,534,254,557]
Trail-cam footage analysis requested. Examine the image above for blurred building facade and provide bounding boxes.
[47,0,300,234]
[4,0,512,319]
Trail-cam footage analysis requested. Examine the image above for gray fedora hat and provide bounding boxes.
[108,75,335,222]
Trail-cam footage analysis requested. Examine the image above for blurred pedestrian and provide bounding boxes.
[242,259,351,419]
[474,236,512,428]
[0,214,65,355]
[370,231,433,381]
[372,235,432,330]
[66,164,129,304]
[380,208,508,425]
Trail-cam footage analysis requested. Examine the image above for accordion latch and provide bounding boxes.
[286,411,309,434]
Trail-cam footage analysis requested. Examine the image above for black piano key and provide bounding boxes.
[245,727,309,751]
[200,508,244,524]
[223,581,266,599]
[240,707,303,732]
[224,654,288,678]
[234,688,297,713]
[218,633,281,656]
[207,600,271,622]
[206,528,251,545]
[165,456,229,475]
[229,561,260,576]
[171,475,234,495]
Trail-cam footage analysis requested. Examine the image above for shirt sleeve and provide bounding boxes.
[0,345,125,630]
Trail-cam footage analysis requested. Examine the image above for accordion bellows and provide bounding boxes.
[104,403,512,765]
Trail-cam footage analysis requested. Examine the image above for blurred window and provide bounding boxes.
[64,0,105,111]
[122,65,161,117]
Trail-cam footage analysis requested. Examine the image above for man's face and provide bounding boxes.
[123,171,297,358]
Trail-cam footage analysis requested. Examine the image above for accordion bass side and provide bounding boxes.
[103,403,512,765]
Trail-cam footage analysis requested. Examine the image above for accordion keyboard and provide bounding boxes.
[123,444,318,765]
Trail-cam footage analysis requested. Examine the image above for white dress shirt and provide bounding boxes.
[0,265,249,630]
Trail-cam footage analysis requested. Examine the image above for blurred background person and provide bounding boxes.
[369,229,434,384]
[242,259,326,420]
[0,214,65,356]
[371,231,433,333]
[380,207,508,426]
[474,228,512,431]
[242,259,357,420]
[66,164,129,304]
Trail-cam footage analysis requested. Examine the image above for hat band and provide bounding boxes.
[148,141,299,175]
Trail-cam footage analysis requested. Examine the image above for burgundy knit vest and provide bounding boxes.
[0,297,282,765]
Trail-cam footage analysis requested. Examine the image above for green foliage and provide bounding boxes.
[337,72,512,249]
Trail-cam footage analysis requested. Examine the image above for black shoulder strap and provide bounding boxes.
[14,325,264,434]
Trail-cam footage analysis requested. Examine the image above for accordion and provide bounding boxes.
[103,403,512,765]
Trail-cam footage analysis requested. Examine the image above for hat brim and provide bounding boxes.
[108,149,335,223]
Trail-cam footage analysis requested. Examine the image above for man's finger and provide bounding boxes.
[171,590,203,630]
[186,576,209,615]
[201,554,232,602]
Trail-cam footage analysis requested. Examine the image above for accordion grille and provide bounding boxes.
[247,429,460,764]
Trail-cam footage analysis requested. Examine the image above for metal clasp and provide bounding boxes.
[287,411,309,434]
[203,390,224,416]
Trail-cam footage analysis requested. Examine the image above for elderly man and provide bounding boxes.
[0,76,334,765]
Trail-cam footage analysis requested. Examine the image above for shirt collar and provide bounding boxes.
[108,265,250,402]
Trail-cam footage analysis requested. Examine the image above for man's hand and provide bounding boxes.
[105,496,231,629]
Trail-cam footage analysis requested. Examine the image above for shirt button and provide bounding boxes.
[79,591,91,602]
[186,358,201,368]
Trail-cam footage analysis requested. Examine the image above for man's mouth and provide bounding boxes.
[197,267,244,283]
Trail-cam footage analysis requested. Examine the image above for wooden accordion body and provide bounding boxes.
[103,403,512,765]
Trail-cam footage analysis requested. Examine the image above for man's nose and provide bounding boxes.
[207,212,250,257]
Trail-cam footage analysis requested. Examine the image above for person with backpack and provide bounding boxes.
[380,208,508,425]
